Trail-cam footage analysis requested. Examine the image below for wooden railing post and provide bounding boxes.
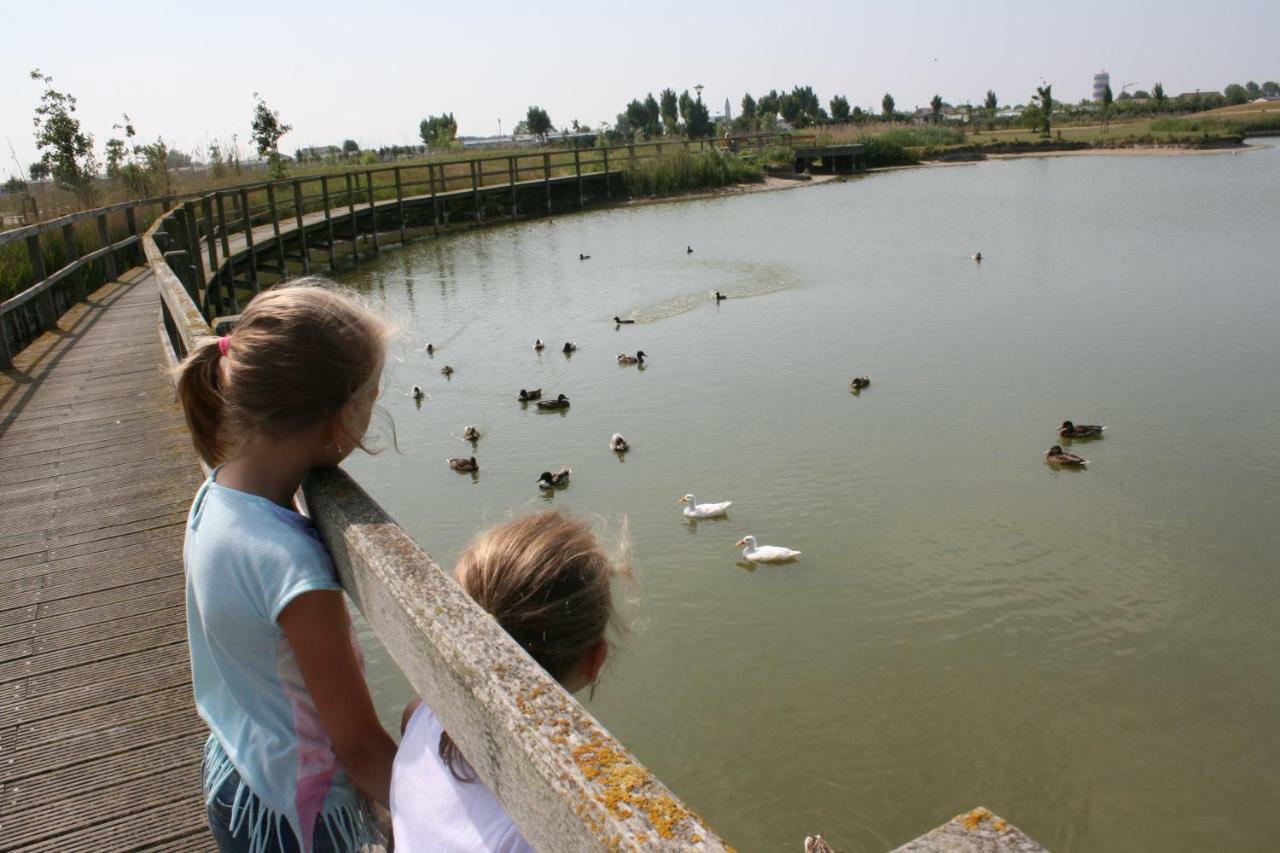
[321,176,337,271]
[469,160,482,226]
[25,235,56,332]
[202,197,223,316]
[543,153,552,214]
[238,188,260,293]
[215,192,232,260]
[165,249,195,300]
[574,149,584,209]
[94,213,117,286]
[394,167,407,244]
[345,173,359,263]
[508,157,518,221]
[62,223,86,303]
[0,313,12,369]
[265,184,287,275]
[428,164,440,236]
[125,205,141,266]
[292,180,310,274]
[182,202,207,302]
[365,170,380,253]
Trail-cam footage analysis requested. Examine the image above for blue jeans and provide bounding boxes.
[205,763,350,853]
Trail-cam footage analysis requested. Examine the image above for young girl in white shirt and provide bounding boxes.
[390,509,629,852]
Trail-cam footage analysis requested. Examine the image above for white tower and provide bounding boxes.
[1092,70,1110,101]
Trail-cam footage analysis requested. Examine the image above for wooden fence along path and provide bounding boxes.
[0,269,212,851]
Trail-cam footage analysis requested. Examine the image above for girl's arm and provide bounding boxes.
[279,589,398,806]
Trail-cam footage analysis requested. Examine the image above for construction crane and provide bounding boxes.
[1120,81,1140,95]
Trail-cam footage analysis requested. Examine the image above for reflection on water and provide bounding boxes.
[343,144,1280,853]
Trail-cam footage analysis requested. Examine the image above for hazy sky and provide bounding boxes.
[3,0,1277,175]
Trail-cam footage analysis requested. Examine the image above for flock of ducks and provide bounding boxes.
[1044,420,1107,467]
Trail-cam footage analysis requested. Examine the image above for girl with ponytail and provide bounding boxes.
[176,279,396,852]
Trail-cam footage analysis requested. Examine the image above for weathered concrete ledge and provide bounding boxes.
[890,807,1047,852]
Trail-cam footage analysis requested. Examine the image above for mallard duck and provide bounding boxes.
[804,836,840,853]
[610,433,629,452]
[536,393,570,410]
[850,376,871,391]
[440,365,454,377]
[424,343,434,355]
[617,351,646,365]
[972,252,982,262]
[447,456,478,472]
[1060,420,1105,438]
[736,535,801,562]
[562,342,577,353]
[536,467,572,489]
[678,494,732,519]
[411,385,425,400]
[686,245,694,254]
[518,388,542,402]
[579,253,591,260]
[462,425,480,442]
[613,316,635,325]
[1045,445,1087,466]
[534,338,545,351]
[713,290,728,301]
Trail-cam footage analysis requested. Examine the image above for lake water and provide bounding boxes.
[342,143,1280,852]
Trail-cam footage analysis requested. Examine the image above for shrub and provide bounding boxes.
[624,149,762,195]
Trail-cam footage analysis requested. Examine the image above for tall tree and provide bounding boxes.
[526,105,552,143]
[643,93,662,137]
[1245,81,1261,98]
[829,95,851,123]
[250,93,292,178]
[659,88,680,134]
[1223,83,1248,105]
[342,139,359,154]
[1033,83,1053,136]
[678,90,694,124]
[882,93,895,118]
[104,137,127,180]
[28,161,51,181]
[683,96,713,139]
[419,113,457,149]
[28,69,98,206]
[984,90,998,115]
[1263,81,1280,97]
[208,141,226,178]
[930,94,943,122]
[622,99,648,140]
[1101,83,1113,131]
[740,93,757,126]
[757,90,781,119]
[1153,81,1166,110]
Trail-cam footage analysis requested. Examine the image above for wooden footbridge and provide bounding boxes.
[0,138,1044,852]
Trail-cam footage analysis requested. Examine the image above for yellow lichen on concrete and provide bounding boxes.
[962,807,993,830]
[571,740,700,841]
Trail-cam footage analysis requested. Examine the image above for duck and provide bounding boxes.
[534,338,545,351]
[424,343,435,355]
[686,245,694,254]
[713,290,728,301]
[462,425,480,442]
[613,316,635,325]
[440,365,454,377]
[518,388,543,402]
[1045,445,1087,466]
[1059,420,1105,438]
[536,393,570,410]
[972,252,982,262]
[562,342,577,354]
[804,836,839,853]
[617,351,646,365]
[849,376,871,391]
[678,494,732,519]
[447,456,478,472]
[736,535,801,563]
[537,467,572,489]
[411,385,425,400]
[579,253,591,260]
[610,433,629,452]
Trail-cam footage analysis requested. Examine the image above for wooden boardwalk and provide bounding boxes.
[0,268,211,851]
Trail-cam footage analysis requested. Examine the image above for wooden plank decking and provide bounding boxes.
[0,268,211,851]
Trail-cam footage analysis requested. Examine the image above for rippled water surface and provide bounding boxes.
[343,145,1280,852]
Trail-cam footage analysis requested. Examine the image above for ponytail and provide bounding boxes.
[175,336,227,466]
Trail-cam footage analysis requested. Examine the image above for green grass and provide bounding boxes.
[623,149,763,196]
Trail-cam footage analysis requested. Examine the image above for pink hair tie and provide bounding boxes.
[217,336,231,358]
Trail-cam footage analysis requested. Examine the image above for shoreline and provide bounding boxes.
[985,141,1271,160]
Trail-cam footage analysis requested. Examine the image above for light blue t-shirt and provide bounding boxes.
[185,470,373,852]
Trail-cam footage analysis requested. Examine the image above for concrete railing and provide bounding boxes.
[146,208,728,849]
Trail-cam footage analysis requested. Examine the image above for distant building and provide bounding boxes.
[724,98,732,122]
[1092,70,1110,101]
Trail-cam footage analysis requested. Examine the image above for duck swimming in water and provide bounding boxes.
[462,425,480,442]
[610,433,629,452]
[411,385,425,400]
[613,316,635,325]
[1059,420,1105,438]
[850,376,871,391]
[686,245,694,254]
[447,456,478,472]
[1045,445,1087,466]
[534,338,545,351]
[536,468,572,489]
[972,252,982,262]
[679,494,732,519]
[562,342,577,354]
[536,393,570,410]
[579,253,591,260]
[617,351,646,365]
[736,535,801,563]
[518,388,542,402]
[713,290,727,301]
[440,365,454,377]
[424,343,434,355]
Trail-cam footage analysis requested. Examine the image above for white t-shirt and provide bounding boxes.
[391,703,535,853]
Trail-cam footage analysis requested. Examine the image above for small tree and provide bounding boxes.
[208,141,226,178]
[28,161,51,181]
[1245,81,1261,99]
[28,69,98,206]
[930,94,943,123]
[1033,84,1053,136]
[683,95,713,139]
[1262,81,1280,97]
[829,95,851,123]
[643,93,662,137]
[419,113,458,149]
[104,137,127,180]
[740,93,757,129]
[250,94,292,178]
[882,93,895,118]
[342,139,359,156]
[1153,82,1166,110]
[526,106,552,144]
[1223,83,1248,105]
[659,89,680,134]
[984,90,998,116]
[1101,83,1113,131]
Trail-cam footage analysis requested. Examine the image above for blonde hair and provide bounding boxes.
[441,509,630,781]
[175,279,391,466]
